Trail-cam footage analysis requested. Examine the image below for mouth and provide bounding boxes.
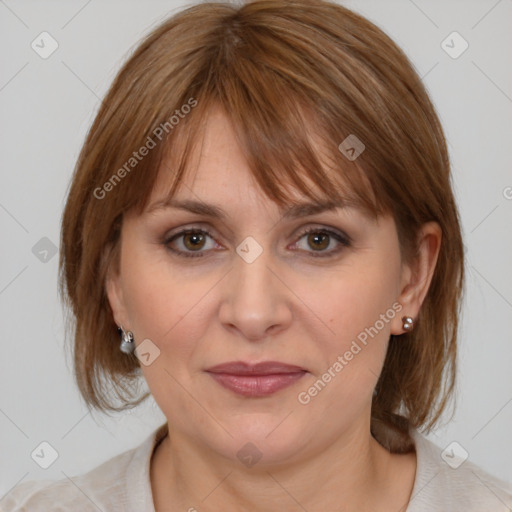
[205,361,307,397]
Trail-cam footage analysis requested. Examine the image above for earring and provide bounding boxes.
[401,316,414,332]
[118,326,135,354]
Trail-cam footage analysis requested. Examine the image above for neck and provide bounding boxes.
[150,422,416,512]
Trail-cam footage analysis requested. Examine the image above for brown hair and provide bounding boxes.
[59,0,464,452]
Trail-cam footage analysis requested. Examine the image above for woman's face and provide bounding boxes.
[107,108,425,466]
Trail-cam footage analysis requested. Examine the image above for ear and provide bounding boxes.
[391,221,442,335]
[105,258,129,329]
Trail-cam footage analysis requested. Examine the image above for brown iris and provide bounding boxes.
[307,232,329,251]
[183,232,206,251]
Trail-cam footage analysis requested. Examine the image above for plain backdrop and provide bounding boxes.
[1,0,511,499]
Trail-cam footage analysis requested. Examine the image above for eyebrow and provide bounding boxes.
[145,198,349,219]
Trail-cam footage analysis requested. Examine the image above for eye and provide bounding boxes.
[164,228,219,258]
[292,227,351,257]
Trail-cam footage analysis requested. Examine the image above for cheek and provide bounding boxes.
[119,242,219,361]
[119,233,176,325]
[296,247,403,395]
[293,267,401,422]
[308,260,400,344]
[336,273,398,341]
[118,245,216,411]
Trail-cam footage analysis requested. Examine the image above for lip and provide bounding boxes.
[206,361,306,375]
[205,361,307,397]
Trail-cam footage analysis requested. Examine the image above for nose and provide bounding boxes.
[218,246,293,342]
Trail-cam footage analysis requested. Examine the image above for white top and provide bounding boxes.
[2,423,511,511]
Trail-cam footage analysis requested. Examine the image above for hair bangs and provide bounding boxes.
[136,68,387,221]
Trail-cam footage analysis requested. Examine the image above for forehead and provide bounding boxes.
[134,98,384,224]
[147,107,356,207]
[155,110,260,195]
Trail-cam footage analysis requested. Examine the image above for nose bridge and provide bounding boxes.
[235,249,272,300]
[219,244,292,340]
[233,244,276,310]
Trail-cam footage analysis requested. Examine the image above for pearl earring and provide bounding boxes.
[118,326,135,354]
[401,316,414,332]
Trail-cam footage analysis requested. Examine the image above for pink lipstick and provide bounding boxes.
[205,361,306,397]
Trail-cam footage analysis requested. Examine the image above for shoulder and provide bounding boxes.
[1,477,101,512]
[1,423,168,512]
[407,429,512,512]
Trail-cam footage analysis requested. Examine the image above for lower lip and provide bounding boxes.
[207,372,306,397]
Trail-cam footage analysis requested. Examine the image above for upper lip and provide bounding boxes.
[206,361,306,375]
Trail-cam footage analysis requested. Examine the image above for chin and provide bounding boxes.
[207,416,309,468]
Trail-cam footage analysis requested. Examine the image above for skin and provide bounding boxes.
[106,108,441,512]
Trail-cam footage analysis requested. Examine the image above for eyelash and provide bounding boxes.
[163,226,351,259]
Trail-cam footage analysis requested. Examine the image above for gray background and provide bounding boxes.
[1,0,511,499]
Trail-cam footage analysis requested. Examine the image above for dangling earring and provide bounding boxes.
[118,325,135,354]
[401,316,414,332]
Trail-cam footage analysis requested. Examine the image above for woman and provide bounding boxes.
[3,0,511,510]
